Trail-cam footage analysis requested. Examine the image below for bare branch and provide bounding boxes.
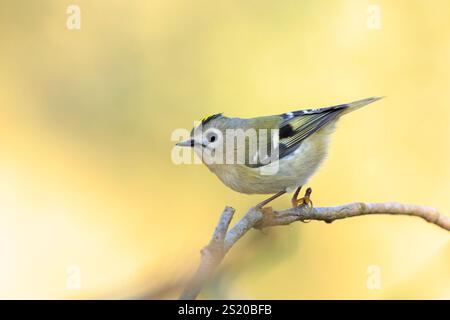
[179,206,235,300]
[179,200,449,300]
[258,202,450,230]
[224,207,263,252]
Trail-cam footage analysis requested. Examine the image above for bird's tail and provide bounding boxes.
[340,96,384,115]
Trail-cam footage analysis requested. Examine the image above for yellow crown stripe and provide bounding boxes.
[200,114,214,122]
[199,113,223,124]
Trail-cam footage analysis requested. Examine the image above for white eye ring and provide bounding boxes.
[204,128,221,145]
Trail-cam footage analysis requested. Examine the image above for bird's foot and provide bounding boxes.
[291,187,313,209]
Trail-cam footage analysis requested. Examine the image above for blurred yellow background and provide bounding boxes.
[0,0,448,299]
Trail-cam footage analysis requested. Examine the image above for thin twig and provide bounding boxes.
[179,199,449,300]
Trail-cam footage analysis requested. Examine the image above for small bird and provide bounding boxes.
[176,97,383,208]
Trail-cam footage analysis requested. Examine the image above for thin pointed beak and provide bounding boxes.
[176,139,194,147]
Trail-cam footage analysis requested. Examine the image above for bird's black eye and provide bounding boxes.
[208,133,217,142]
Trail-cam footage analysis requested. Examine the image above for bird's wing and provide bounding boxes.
[244,97,382,167]
[277,104,346,159]
[243,105,345,168]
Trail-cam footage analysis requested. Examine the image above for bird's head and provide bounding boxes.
[176,113,227,154]
[176,113,277,168]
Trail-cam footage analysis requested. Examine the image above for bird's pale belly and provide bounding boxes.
[207,130,331,194]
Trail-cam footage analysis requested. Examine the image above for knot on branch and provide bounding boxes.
[201,242,224,261]
[254,204,315,229]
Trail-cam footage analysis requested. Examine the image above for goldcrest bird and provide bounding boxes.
[176,97,383,208]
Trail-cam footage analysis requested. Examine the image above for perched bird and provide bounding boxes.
[176,97,383,208]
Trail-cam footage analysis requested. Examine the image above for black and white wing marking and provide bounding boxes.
[278,104,347,159]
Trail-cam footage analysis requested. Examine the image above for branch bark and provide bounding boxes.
[179,201,449,300]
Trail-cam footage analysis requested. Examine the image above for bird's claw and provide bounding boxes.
[291,187,313,209]
[292,196,313,209]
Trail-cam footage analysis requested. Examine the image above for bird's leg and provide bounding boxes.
[291,186,302,208]
[292,187,313,209]
[255,191,286,209]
